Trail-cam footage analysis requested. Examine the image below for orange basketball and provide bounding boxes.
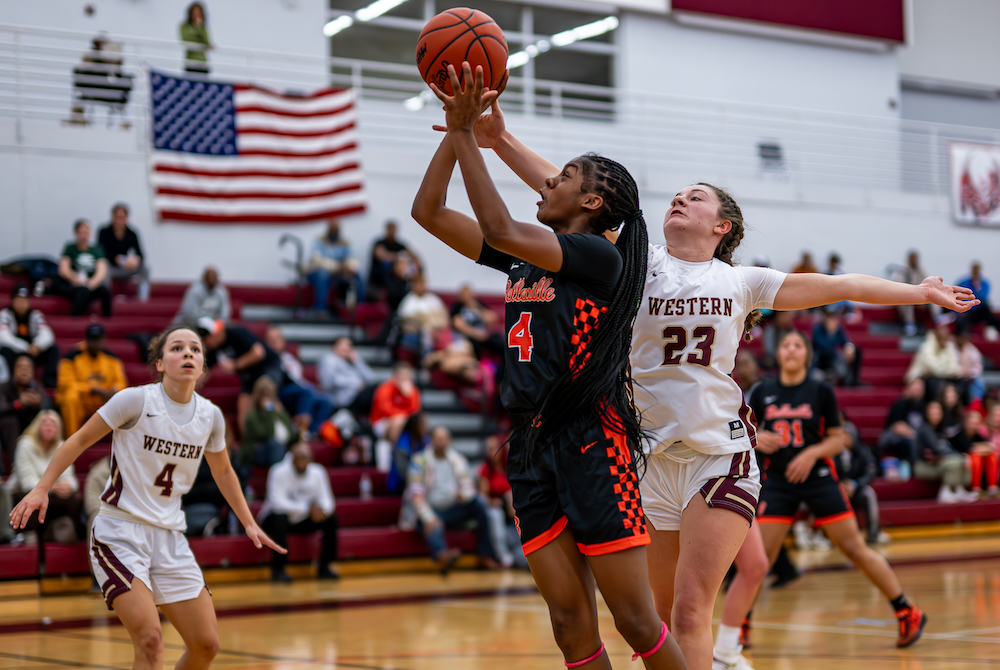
[416,8,508,95]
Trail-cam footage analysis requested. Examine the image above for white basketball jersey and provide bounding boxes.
[99,383,219,531]
[631,245,785,455]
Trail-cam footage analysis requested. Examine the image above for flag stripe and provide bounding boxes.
[152,72,365,224]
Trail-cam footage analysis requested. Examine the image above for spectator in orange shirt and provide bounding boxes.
[56,324,127,434]
[370,362,421,444]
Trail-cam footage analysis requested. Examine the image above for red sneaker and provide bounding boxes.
[739,618,752,650]
[896,605,927,648]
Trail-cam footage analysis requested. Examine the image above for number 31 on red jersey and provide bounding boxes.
[508,312,534,362]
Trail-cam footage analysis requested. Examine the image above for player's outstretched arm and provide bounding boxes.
[773,273,978,313]
[433,63,564,272]
[411,134,486,261]
[9,413,111,528]
[204,449,286,554]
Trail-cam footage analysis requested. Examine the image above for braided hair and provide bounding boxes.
[525,154,648,466]
[698,183,762,341]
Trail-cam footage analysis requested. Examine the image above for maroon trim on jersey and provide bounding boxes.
[700,475,757,525]
[100,454,123,506]
[739,398,757,448]
[91,531,134,610]
[727,451,752,478]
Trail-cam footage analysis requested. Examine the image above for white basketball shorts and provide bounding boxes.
[90,514,207,610]
[640,443,761,532]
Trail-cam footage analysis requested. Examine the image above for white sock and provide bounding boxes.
[714,623,742,662]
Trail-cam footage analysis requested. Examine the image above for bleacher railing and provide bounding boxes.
[2,22,1000,196]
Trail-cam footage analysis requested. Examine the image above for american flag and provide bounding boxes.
[149,71,366,224]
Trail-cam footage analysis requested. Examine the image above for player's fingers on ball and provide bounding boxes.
[447,66,463,93]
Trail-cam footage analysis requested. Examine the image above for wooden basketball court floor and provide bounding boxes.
[1,546,999,669]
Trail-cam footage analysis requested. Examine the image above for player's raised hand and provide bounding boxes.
[9,486,50,529]
[245,522,287,554]
[431,63,499,134]
[920,276,979,312]
[433,69,508,148]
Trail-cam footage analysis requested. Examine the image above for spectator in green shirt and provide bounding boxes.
[180,3,212,76]
[52,219,112,316]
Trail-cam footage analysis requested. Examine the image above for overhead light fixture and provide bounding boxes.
[324,0,409,36]
[403,89,435,111]
[551,16,618,47]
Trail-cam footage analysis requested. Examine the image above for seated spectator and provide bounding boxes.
[263,327,333,434]
[940,384,964,431]
[10,410,83,543]
[950,410,998,497]
[97,203,150,302]
[198,317,282,431]
[914,400,976,504]
[987,405,1000,452]
[733,349,761,393]
[367,220,420,302]
[760,310,796,370]
[905,324,963,401]
[0,355,53,473]
[892,250,941,336]
[878,378,926,468]
[388,412,430,494]
[791,251,818,274]
[400,427,498,573]
[240,377,298,475]
[450,284,503,359]
[260,442,339,582]
[811,305,860,386]
[423,332,481,385]
[318,337,376,414]
[181,457,227,536]
[173,266,231,327]
[955,322,986,401]
[52,219,112,316]
[83,454,111,530]
[0,283,59,388]
[837,411,883,544]
[478,434,526,569]
[384,254,416,313]
[397,274,448,359]
[56,324,126,434]
[305,218,363,314]
[370,362,421,445]
[956,261,1000,341]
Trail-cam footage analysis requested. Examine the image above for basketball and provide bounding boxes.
[415,7,508,95]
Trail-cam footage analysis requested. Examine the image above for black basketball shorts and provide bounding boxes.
[507,413,650,557]
[758,460,855,528]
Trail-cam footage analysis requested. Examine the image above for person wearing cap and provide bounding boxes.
[0,283,59,388]
[811,304,861,386]
[56,323,127,434]
[98,202,150,302]
[172,266,231,327]
[53,219,112,317]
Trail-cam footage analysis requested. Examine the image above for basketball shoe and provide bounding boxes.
[896,605,927,647]
[712,653,754,670]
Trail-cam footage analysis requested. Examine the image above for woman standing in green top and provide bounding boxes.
[179,3,212,76]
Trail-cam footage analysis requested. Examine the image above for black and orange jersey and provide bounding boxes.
[748,376,841,480]
[477,233,622,414]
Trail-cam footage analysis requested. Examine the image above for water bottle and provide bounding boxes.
[359,472,373,500]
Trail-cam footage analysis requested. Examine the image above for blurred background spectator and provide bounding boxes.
[56,324,126,435]
[733,349,762,394]
[950,411,998,498]
[10,411,82,543]
[387,412,429,495]
[478,434,525,569]
[53,219,111,317]
[318,337,375,414]
[400,427,498,574]
[837,411,884,544]
[305,219,363,315]
[98,203,149,302]
[955,323,985,401]
[761,310,796,370]
[366,221,420,302]
[370,362,421,470]
[0,283,58,388]
[879,378,926,471]
[264,326,334,435]
[260,442,339,582]
[240,376,297,477]
[791,251,818,273]
[450,284,503,360]
[811,305,860,386]
[0,355,52,474]
[83,454,110,531]
[905,324,963,401]
[956,261,1000,341]
[173,266,231,327]
[914,400,974,504]
[892,250,941,336]
[179,2,212,76]
[396,274,448,361]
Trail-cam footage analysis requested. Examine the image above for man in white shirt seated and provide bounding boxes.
[396,274,448,358]
[401,427,499,574]
[259,443,339,582]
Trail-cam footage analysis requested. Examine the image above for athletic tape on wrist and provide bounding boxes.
[565,642,605,668]
[631,622,668,661]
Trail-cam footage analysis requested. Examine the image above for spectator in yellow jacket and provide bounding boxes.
[56,323,127,434]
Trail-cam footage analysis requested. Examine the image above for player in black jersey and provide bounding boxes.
[413,63,686,670]
[750,330,927,648]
